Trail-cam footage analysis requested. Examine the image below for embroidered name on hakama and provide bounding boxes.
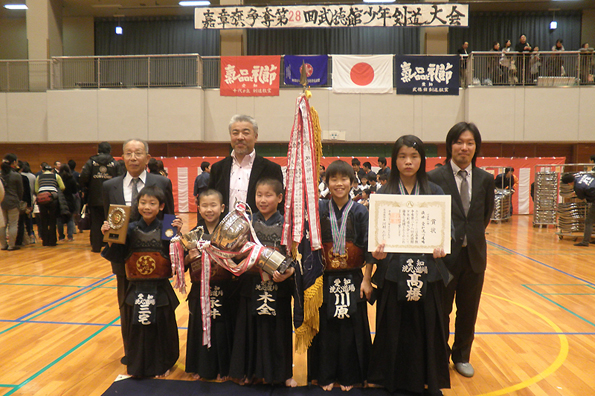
[134,293,156,325]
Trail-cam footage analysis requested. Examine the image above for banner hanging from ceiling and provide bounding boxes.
[195,4,468,30]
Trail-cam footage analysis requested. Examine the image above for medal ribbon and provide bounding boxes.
[169,239,187,294]
[398,179,419,196]
[328,199,354,255]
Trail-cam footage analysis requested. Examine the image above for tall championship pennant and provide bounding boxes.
[282,63,325,353]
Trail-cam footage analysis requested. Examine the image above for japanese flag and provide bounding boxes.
[332,55,393,94]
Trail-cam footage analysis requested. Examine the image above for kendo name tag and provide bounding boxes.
[104,204,131,244]
[398,255,428,302]
[327,274,357,319]
[133,291,157,325]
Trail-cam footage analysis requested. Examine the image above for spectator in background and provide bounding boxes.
[377,173,388,193]
[495,167,518,215]
[529,46,541,84]
[368,172,378,193]
[148,158,160,175]
[36,162,48,177]
[351,158,366,183]
[157,160,168,177]
[1,154,24,251]
[580,43,593,84]
[57,164,78,242]
[19,161,36,243]
[377,157,390,177]
[53,161,61,174]
[68,160,82,230]
[457,41,470,85]
[515,34,532,84]
[193,161,211,207]
[561,173,595,247]
[489,41,503,84]
[15,161,32,247]
[35,163,64,247]
[500,39,516,84]
[117,159,126,176]
[552,39,565,51]
[79,142,119,252]
[68,160,80,183]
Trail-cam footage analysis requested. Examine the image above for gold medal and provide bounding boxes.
[165,228,174,238]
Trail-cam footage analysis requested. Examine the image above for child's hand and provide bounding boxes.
[101,221,110,235]
[433,247,446,259]
[360,277,374,301]
[272,266,295,283]
[184,248,201,265]
[172,217,183,230]
[372,242,387,260]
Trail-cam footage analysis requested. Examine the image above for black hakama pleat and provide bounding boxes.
[368,280,450,394]
[307,269,371,387]
[229,273,294,383]
[125,280,180,378]
[185,279,235,379]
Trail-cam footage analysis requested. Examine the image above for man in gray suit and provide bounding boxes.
[428,122,495,378]
[208,114,283,214]
[101,138,175,365]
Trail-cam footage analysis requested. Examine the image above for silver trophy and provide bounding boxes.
[210,202,291,276]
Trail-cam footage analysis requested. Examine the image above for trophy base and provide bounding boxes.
[257,248,291,276]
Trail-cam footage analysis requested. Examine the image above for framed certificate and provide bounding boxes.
[103,204,131,244]
[368,194,451,254]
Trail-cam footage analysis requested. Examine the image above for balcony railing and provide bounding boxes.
[51,54,202,89]
[0,60,51,92]
[1,52,594,92]
[461,50,595,87]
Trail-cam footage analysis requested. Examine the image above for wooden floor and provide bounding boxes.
[1,214,595,395]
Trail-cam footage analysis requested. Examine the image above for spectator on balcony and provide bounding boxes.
[580,43,594,84]
[489,41,503,84]
[457,41,470,85]
[514,35,532,84]
[552,39,565,51]
[529,46,542,84]
[500,39,516,84]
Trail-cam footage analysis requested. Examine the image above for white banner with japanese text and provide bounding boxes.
[220,56,280,96]
[195,4,468,29]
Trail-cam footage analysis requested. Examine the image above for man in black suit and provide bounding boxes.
[101,138,175,364]
[428,122,495,378]
[208,114,283,214]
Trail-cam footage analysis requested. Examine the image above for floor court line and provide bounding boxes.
[16,275,115,321]
[522,284,595,328]
[487,241,595,287]
[0,274,106,280]
[4,317,121,396]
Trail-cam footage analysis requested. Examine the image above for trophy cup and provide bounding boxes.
[210,202,291,276]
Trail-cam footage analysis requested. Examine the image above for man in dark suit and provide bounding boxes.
[428,122,495,378]
[101,138,175,365]
[208,114,283,214]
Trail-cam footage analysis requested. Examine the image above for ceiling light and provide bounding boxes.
[4,4,28,10]
[179,1,211,6]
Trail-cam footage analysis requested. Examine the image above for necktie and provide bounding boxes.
[131,178,140,206]
[459,170,470,215]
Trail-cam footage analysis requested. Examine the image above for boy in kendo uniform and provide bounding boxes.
[101,185,182,378]
[308,160,373,392]
[185,189,236,381]
[229,178,297,386]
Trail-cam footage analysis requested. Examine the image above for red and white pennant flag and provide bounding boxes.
[332,55,393,94]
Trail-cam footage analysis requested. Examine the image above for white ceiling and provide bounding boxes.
[0,0,592,19]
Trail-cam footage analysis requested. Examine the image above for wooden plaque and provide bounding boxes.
[103,204,131,244]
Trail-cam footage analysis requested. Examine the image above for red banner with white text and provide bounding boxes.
[220,56,280,96]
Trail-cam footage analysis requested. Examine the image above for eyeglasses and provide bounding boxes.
[123,152,146,159]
